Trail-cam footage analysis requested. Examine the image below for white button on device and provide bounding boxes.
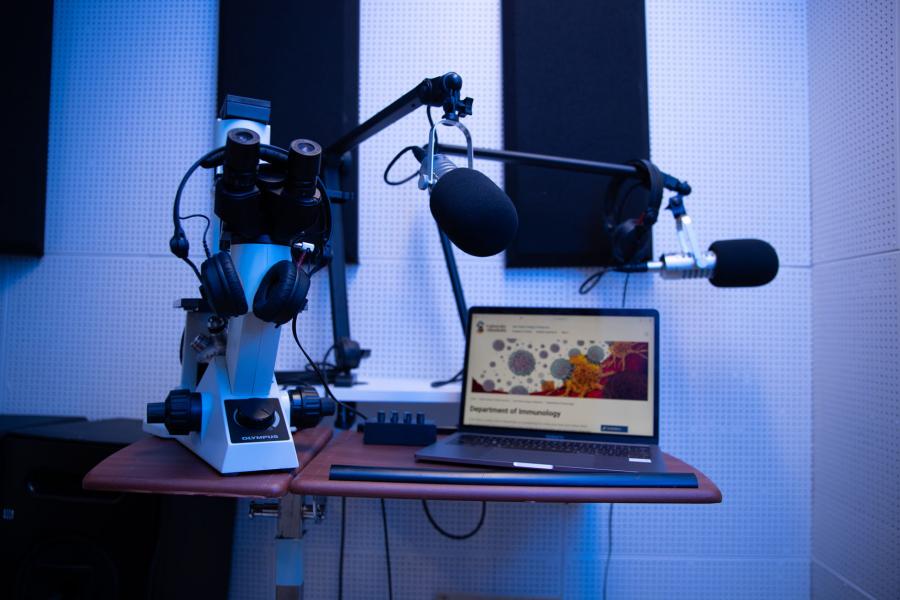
[513,461,553,470]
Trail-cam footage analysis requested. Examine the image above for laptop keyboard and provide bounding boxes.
[455,434,651,459]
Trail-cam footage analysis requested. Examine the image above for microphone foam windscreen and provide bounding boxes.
[430,168,519,257]
[709,239,779,287]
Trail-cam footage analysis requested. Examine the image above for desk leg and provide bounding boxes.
[275,494,305,600]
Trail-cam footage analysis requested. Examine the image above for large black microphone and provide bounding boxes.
[619,239,779,287]
[415,148,518,257]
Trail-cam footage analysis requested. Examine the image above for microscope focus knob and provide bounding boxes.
[234,399,277,431]
[289,386,336,429]
[147,389,202,436]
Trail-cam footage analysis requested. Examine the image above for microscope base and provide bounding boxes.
[178,357,299,474]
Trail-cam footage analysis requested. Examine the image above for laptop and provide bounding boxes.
[416,307,666,473]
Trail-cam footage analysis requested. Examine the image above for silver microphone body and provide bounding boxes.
[626,239,778,287]
[418,153,458,187]
[647,251,718,280]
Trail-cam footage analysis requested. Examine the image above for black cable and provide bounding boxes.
[579,268,609,294]
[603,503,614,600]
[321,344,336,367]
[172,149,221,282]
[599,277,626,600]
[383,145,421,186]
[431,368,463,388]
[421,500,487,540]
[291,315,370,421]
[303,343,338,375]
[294,177,332,278]
[170,142,290,282]
[290,177,332,279]
[380,499,394,600]
[338,496,346,600]
[580,258,632,301]
[180,213,212,259]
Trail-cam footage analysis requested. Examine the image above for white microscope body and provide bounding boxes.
[179,243,298,474]
[145,97,330,474]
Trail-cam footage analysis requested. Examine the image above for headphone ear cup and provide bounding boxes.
[606,159,664,265]
[611,218,651,265]
[200,252,248,318]
[253,260,310,325]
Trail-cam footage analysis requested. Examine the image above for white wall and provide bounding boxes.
[0,1,815,598]
[809,1,900,599]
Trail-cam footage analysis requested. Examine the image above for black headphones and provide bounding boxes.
[170,132,329,326]
[199,250,310,325]
[603,159,664,264]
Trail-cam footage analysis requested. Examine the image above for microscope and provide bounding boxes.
[145,96,334,474]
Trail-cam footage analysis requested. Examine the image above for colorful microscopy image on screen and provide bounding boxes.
[471,340,649,400]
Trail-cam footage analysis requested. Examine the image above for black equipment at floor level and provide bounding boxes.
[0,414,87,438]
[329,464,699,487]
[0,416,235,600]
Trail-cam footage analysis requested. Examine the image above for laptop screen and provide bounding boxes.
[461,309,657,438]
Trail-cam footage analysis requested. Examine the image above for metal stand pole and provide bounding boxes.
[275,494,305,600]
[437,226,468,334]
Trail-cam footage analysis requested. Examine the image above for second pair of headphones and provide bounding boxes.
[603,159,664,265]
[200,251,309,326]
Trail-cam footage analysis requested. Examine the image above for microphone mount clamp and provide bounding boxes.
[664,193,709,270]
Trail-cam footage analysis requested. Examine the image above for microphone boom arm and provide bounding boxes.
[326,73,472,158]
[317,70,698,396]
[436,144,692,196]
[316,73,475,394]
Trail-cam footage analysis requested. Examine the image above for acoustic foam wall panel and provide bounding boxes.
[502,0,651,268]
[1,0,52,256]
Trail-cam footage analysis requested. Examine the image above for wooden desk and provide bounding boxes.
[83,427,332,498]
[291,432,722,504]
[82,427,718,599]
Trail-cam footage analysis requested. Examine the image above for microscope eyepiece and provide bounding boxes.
[285,138,322,198]
[223,128,260,191]
[230,129,257,144]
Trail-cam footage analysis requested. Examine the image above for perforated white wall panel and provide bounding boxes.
[0,1,814,599]
[812,255,900,600]
[0,0,218,419]
[810,3,900,598]
[646,0,810,269]
[809,0,899,264]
